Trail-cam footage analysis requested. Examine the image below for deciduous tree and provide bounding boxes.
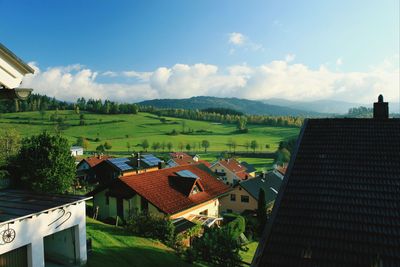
[10,132,75,194]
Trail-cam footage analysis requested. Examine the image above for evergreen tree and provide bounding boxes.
[257,188,267,236]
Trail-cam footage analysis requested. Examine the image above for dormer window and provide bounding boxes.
[191,184,201,195]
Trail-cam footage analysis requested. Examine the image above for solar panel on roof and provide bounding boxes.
[176,170,199,179]
[108,158,133,171]
[141,154,162,166]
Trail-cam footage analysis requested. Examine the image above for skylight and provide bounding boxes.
[176,170,199,179]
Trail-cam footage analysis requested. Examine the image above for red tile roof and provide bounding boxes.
[217,158,247,173]
[82,155,113,168]
[119,164,231,215]
[169,152,211,167]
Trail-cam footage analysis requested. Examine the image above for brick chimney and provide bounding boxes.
[373,94,388,119]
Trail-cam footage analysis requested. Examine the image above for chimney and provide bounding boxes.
[373,94,389,119]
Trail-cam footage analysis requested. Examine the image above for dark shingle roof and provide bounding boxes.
[241,161,256,173]
[0,190,90,223]
[253,118,400,267]
[240,171,284,204]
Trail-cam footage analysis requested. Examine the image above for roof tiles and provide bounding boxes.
[254,118,400,267]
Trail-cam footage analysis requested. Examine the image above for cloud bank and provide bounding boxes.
[22,58,399,104]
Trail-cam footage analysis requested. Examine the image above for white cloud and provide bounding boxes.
[229,32,245,46]
[22,57,399,104]
[285,54,296,62]
[228,32,263,52]
[336,58,343,66]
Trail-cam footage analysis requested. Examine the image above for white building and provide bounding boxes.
[70,146,84,157]
[0,43,34,100]
[0,190,91,267]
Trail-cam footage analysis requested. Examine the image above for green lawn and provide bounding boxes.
[86,217,202,267]
[240,241,259,265]
[0,111,299,153]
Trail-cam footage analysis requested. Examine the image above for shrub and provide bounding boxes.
[126,212,175,244]
[188,227,242,266]
[223,214,246,239]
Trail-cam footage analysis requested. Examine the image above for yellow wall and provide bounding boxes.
[219,185,257,214]
[210,163,238,186]
[170,199,220,219]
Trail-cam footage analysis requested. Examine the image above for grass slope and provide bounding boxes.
[86,217,199,267]
[0,111,299,153]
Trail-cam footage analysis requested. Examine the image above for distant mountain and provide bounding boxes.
[137,96,320,116]
[263,98,366,114]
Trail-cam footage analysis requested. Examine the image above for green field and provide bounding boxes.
[0,111,298,151]
[86,217,202,267]
[0,110,299,169]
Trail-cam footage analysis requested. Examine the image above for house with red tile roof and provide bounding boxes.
[210,158,255,186]
[167,152,210,167]
[76,155,113,183]
[89,164,231,221]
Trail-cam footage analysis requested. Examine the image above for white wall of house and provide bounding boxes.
[0,53,26,89]
[0,201,88,267]
[71,147,84,157]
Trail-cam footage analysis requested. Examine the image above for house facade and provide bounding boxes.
[70,146,84,157]
[220,170,284,214]
[76,155,112,182]
[210,158,254,186]
[90,164,231,221]
[167,152,209,167]
[0,190,90,267]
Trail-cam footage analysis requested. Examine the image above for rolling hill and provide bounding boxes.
[138,96,320,116]
[262,98,400,114]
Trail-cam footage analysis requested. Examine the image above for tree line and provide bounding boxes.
[140,106,303,128]
[0,94,139,115]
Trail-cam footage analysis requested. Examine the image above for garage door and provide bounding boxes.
[0,245,27,267]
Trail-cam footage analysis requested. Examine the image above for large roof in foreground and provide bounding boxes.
[253,118,400,267]
[0,190,91,224]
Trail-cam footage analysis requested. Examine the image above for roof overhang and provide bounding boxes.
[0,88,33,100]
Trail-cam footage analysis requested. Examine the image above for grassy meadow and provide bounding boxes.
[86,217,204,267]
[0,110,299,169]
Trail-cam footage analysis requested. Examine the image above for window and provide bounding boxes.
[141,197,148,212]
[241,195,249,203]
[199,209,208,216]
[230,194,236,201]
[192,185,201,195]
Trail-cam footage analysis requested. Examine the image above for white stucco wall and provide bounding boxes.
[0,55,26,89]
[0,201,88,267]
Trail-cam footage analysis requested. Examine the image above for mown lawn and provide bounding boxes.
[86,217,202,267]
[240,241,259,265]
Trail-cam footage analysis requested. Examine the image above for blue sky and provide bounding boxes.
[1,0,399,103]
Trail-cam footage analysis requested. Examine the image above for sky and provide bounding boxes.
[1,0,399,104]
